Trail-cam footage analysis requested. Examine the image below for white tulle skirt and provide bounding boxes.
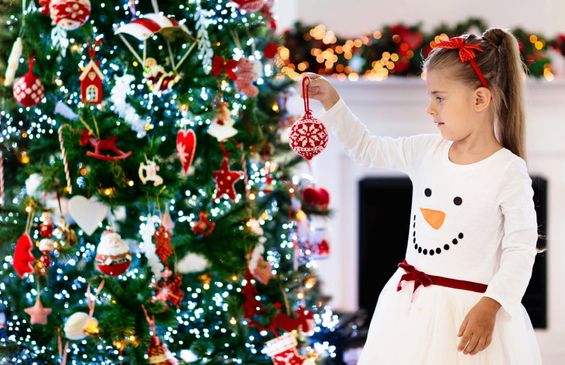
[357,268,542,365]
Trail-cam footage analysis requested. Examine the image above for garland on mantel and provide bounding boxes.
[280,17,565,81]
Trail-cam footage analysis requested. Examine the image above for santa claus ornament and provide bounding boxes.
[207,102,238,142]
[288,76,328,160]
[42,0,91,31]
[143,306,178,365]
[95,230,132,276]
[13,58,45,107]
[143,58,181,94]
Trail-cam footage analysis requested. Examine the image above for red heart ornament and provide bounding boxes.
[176,129,197,175]
[302,186,330,210]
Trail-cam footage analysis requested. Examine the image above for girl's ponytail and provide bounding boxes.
[482,28,527,159]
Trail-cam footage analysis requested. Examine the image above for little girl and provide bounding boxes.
[304,27,542,364]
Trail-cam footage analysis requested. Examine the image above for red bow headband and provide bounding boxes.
[435,37,489,88]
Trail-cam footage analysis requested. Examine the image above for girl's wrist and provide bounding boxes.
[322,93,340,111]
[479,296,502,314]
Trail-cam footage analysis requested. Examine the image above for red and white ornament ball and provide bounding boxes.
[49,0,91,31]
[95,231,132,276]
[13,59,45,107]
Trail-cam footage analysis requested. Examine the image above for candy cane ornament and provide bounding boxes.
[0,151,4,206]
[58,125,73,194]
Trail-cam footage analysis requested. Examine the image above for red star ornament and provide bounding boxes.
[212,156,243,201]
[24,296,52,325]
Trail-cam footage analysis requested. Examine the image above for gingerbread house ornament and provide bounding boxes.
[80,59,103,104]
[79,40,104,105]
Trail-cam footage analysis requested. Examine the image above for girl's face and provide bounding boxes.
[425,69,478,141]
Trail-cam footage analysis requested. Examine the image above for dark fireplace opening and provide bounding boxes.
[358,176,547,328]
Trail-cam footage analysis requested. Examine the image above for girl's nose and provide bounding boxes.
[420,208,445,229]
[426,103,436,116]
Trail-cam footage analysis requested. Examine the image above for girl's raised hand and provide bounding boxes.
[300,72,341,111]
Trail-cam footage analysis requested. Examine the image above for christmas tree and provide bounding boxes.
[0,0,340,364]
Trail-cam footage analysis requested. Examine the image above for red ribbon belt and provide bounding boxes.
[396,260,487,294]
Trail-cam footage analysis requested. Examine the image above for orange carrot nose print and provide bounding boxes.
[420,208,445,230]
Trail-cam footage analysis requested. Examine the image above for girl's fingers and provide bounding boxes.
[457,331,471,352]
[464,334,480,355]
[470,337,487,355]
[457,316,468,337]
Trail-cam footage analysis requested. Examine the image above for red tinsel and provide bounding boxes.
[153,225,173,263]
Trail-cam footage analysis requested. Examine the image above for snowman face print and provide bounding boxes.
[412,186,465,256]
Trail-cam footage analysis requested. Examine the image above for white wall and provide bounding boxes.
[276,0,565,37]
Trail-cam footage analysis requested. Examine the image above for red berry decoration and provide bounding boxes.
[13,58,45,107]
[288,76,328,160]
[263,42,279,59]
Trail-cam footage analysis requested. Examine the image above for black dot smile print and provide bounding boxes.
[413,187,465,256]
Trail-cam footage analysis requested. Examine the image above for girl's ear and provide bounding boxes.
[473,87,492,112]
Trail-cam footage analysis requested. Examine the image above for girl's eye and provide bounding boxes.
[435,97,444,103]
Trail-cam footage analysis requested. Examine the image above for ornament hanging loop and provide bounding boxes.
[302,76,311,115]
[87,38,103,59]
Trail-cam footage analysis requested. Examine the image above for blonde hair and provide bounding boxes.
[422,28,527,159]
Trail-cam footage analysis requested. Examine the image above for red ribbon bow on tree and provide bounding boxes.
[435,37,489,88]
[212,55,238,81]
[396,260,433,293]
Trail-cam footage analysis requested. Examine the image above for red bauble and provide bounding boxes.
[288,76,328,160]
[49,0,91,30]
[147,334,178,365]
[13,59,45,107]
[95,231,132,276]
[13,233,35,278]
[302,186,330,211]
[289,113,328,160]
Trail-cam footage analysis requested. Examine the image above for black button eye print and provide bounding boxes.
[413,191,465,256]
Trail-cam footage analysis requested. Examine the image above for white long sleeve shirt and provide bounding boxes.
[322,98,539,319]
